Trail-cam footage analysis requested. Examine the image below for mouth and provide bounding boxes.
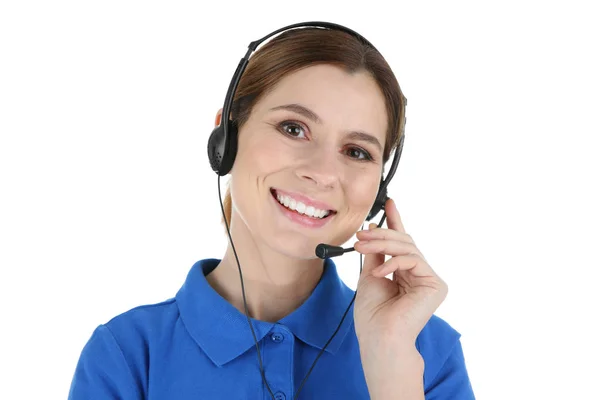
[270,188,337,220]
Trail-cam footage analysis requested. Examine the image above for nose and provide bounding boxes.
[295,146,339,189]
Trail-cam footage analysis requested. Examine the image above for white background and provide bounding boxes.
[1,1,599,399]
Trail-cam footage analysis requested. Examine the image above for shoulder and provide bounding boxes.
[98,297,181,373]
[417,314,460,379]
[103,297,179,341]
[416,314,475,398]
[416,314,461,357]
[69,298,179,399]
[83,297,182,352]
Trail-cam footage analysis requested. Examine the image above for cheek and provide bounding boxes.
[349,176,381,209]
[256,141,290,174]
[228,132,288,219]
[238,131,288,175]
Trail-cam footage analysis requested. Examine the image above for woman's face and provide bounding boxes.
[227,64,388,259]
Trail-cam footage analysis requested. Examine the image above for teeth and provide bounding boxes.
[275,192,331,219]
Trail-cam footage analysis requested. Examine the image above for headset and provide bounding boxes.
[206,21,406,400]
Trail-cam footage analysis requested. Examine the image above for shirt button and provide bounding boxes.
[271,332,284,343]
[274,392,286,400]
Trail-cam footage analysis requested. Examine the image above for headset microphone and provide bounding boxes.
[315,197,389,259]
[315,244,353,259]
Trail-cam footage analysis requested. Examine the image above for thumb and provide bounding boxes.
[358,223,384,277]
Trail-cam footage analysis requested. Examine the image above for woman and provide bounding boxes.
[69,22,475,399]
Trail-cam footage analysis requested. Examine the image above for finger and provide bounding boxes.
[354,238,421,258]
[359,247,385,276]
[357,222,384,276]
[385,198,405,233]
[372,254,423,277]
[356,227,414,244]
[366,250,436,280]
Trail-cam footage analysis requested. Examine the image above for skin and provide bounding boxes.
[207,64,448,399]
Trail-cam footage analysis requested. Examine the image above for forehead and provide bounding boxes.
[254,64,388,141]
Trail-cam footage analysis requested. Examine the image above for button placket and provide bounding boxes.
[263,326,292,400]
[274,391,286,400]
[271,332,284,343]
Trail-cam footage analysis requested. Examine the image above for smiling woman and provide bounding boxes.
[68,23,475,400]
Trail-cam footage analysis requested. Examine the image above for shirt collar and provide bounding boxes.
[175,258,356,366]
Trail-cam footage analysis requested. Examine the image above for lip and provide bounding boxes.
[270,190,335,228]
[270,188,336,212]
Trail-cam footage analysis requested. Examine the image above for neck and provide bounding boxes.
[206,215,325,323]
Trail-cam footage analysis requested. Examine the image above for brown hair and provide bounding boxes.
[220,27,406,227]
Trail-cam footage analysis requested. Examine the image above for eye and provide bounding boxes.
[345,146,373,162]
[278,121,307,139]
[276,120,374,162]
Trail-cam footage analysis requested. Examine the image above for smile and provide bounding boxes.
[270,188,337,227]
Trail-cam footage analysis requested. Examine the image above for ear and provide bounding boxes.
[215,108,223,127]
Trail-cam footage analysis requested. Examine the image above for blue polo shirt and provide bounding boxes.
[68,258,475,399]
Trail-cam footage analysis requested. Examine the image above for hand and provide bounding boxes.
[352,199,447,398]
[353,198,448,347]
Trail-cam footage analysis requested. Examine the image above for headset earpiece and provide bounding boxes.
[207,120,238,176]
[207,125,224,174]
[366,179,389,221]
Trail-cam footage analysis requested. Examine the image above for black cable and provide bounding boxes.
[292,222,365,399]
[217,176,276,399]
[216,175,370,399]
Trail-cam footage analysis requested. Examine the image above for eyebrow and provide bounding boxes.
[268,103,383,152]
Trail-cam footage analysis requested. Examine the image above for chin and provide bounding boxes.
[267,236,320,260]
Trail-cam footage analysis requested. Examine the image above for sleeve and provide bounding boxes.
[68,324,143,400]
[424,339,475,400]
